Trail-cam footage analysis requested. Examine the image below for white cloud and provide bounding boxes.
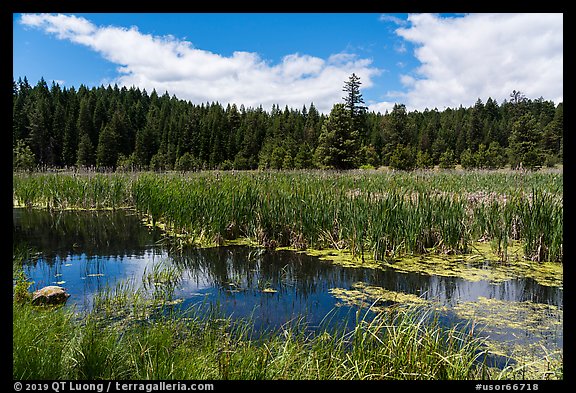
[395,13,563,110]
[21,13,96,39]
[379,14,408,27]
[367,101,396,114]
[19,13,381,113]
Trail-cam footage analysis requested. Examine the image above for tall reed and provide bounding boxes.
[13,300,491,379]
[13,169,563,262]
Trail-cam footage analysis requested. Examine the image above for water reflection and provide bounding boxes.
[13,208,163,261]
[14,208,562,364]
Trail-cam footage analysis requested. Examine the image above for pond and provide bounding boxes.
[13,208,563,371]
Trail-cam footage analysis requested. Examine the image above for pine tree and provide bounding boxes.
[467,98,484,152]
[13,78,31,146]
[96,111,121,169]
[62,92,79,167]
[135,105,161,167]
[76,96,94,151]
[509,113,543,170]
[51,101,66,167]
[342,73,368,141]
[342,73,367,118]
[13,140,36,171]
[314,103,359,169]
[381,104,408,165]
[76,132,94,167]
[541,103,562,158]
[27,95,51,166]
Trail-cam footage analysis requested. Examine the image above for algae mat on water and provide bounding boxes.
[318,240,563,379]
[297,241,562,288]
[329,282,428,312]
[328,283,563,380]
[450,296,563,379]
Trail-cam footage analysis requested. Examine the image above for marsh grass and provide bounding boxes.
[12,169,563,380]
[13,250,560,380]
[13,169,563,262]
[12,296,492,380]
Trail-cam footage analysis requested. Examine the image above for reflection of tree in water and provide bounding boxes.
[13,208,162,263]
[15,208,563,309]
[15,207,563,373]
[170,246,562,309]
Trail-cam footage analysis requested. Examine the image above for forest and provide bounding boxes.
[13,75,563,172]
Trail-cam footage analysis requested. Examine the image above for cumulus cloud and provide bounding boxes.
[366,101,396,114]
[20,13,381,113]
[395,13,563,110]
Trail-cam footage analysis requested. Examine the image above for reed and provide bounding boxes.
[12,248,556,380]
[12,297,491,380]
[13,169,563,262]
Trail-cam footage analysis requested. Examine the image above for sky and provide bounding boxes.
[13,13,563,114]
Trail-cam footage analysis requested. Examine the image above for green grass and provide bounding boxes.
[12,169,563,380]
[13,291,491,380]
[13,169,563,262]
[12,243,561,380]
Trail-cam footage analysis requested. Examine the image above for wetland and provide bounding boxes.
[12,170,563,380]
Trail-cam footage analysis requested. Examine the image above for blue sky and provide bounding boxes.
[13,13,563,114]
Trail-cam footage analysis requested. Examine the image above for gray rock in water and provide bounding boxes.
[31,286,70,306]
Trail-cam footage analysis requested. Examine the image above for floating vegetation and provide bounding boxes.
[329,282,428,312]
[261,288,278,294]
[329,284,563,380]
[300,241,562,288]
[446,297,563,380]
[378,252,563,287]
[451,297,562,338]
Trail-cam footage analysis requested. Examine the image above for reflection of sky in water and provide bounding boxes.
[24,250,172,310]
[15,208,562,366]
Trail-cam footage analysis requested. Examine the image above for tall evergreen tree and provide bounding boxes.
[96,110,123,168]
[342,73,368,142]
[13,77,31,146]
[26,95,51,166]
[135,105,161,167]
[541,103,563,158]
[50,100,66,167]
[314,103,359,169]
[62,90,79,167]
[509,113,543,170]
[76,132,94,167]
[467,98,485,152]
[76,96,94,150]
[381,104,409,165]
[342,73,367,118]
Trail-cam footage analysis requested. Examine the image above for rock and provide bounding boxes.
[31,286,70,306]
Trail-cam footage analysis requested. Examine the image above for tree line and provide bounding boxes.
[13,75,563,172]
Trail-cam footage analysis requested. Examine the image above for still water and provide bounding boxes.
[13,208,562,367]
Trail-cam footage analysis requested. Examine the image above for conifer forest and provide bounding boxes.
[13,75,563,172]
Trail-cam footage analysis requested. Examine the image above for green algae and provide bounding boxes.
[378,253,563,287]
[445,296,563,380]
[285,241,562,288]
[329,284,563,380]
[449,296,562,336]
[329,282,428,312]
